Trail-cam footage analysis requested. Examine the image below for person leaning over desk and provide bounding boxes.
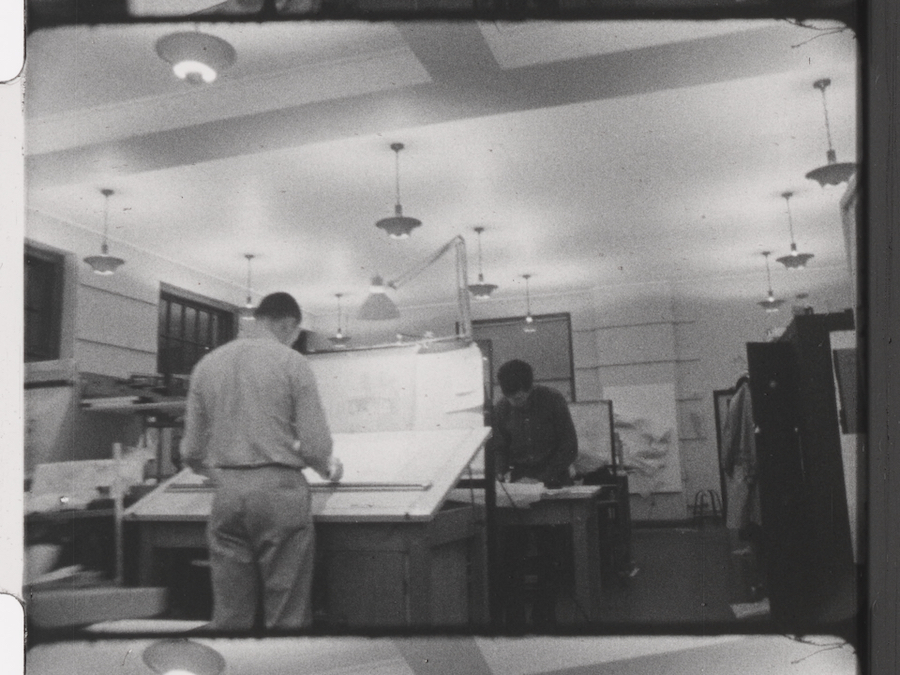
[489,359,578,488]
[487,359,578,626]
[180,292,343,632]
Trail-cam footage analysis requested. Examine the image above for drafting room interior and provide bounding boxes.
[20,6,863,668]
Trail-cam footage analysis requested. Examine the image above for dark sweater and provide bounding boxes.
[489,385,578,485]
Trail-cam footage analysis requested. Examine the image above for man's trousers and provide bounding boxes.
[207,465,315,631]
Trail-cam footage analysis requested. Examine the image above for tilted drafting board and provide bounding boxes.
[125,427,490,523]
[306,343,485,434]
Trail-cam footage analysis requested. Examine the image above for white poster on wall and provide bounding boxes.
[603,383,683,496]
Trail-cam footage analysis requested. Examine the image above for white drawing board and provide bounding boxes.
[125,427,490,523]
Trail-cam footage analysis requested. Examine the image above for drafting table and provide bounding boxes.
[125,427,490,628]
[447,484,605,624]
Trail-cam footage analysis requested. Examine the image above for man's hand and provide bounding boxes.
[326,456,344,483]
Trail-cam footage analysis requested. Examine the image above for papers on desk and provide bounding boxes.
[496,481,545,507]
[28,458,148,513]
[80,396,142,409]
[450,482,544,507]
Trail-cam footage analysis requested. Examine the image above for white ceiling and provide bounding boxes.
[24,19,859,316]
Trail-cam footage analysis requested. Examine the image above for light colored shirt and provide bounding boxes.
[180,331,333,477]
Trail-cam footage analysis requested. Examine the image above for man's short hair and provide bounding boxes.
[254,292,302,322]
[497,359,534,396]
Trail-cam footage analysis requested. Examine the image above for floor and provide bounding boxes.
[159,524,770,630]
[500,522,770,630]
[592,525,754,627]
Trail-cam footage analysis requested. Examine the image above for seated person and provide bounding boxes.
[488,359,578,626]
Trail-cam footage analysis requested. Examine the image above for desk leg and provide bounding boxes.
[570,502,603,622]
[405,531,431,626]
[137,526,156,587]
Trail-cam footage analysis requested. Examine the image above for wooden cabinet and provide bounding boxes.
[746,311,857,626]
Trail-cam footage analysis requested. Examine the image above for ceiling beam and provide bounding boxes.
[27,23,820,189]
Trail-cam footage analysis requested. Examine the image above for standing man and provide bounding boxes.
[181,292,342,632]
[488,358,578,626]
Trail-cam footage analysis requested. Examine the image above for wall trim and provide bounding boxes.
[76,337,156,356]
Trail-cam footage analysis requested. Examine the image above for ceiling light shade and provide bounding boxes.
[775,192,814,270]
[522,273,537,332]
[757,251,785,312]
[328,293,352,345]
[805,78,856,187]
[143,639,225,675]
[355,236,472,343]
[375,143,421,239]
[357,275,400,320]
[84,188,125,275]
[468,226,498,299]
[156,32,236,85]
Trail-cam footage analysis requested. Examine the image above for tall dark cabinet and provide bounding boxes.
[746,310,857,628]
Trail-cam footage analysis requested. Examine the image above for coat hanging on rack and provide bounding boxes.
[721,378,761,534]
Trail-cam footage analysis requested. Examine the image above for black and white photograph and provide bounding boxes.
[10,0,898,672]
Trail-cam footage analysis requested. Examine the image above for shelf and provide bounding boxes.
[80,400,185,415]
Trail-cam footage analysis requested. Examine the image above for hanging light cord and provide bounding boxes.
[391,142,404,214]
[524,274,533,314]
[784,194,796,243]
[100,189,113,253]
[816,80,836,154]
[478,232,484,276]
[336,294,344,334]
[476,227,486,278]
[764,253,775,294]
[245,254,254,307]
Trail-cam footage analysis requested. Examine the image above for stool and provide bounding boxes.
[691,490,723,527]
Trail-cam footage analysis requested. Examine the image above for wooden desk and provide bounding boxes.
[125,428,491,628]
[26,508,117,579]
[448,485,604,624]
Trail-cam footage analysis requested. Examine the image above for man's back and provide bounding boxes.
[183,335,332,472]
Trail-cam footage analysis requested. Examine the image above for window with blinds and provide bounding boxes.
[157,289,236,379]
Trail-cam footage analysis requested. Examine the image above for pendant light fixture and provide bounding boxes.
[328,293,352,346]
[467,226,498,299]
[805,78,856,187]
[775,191,814,270]
[357,275,401,320]
[143,639,225,675]
[156,32,236,85]
[375,142,422,239]
[84,188,126,275]
[241,253,256,319]
[522,273,537,333]
[757,251,785,312]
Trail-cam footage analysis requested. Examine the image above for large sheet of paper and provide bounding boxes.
[308,346,419,433]
[307,343,485,434]
[604,383,684,495]
[569,400,614,475]
[125,427,490,522]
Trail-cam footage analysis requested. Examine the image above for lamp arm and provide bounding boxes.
[386,235,472,339]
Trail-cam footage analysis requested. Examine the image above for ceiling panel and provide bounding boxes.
[24,19,859,313]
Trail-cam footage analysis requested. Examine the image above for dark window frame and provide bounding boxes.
[472,312,577,403]
[24,245,65,362]
[157,287,236,380]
